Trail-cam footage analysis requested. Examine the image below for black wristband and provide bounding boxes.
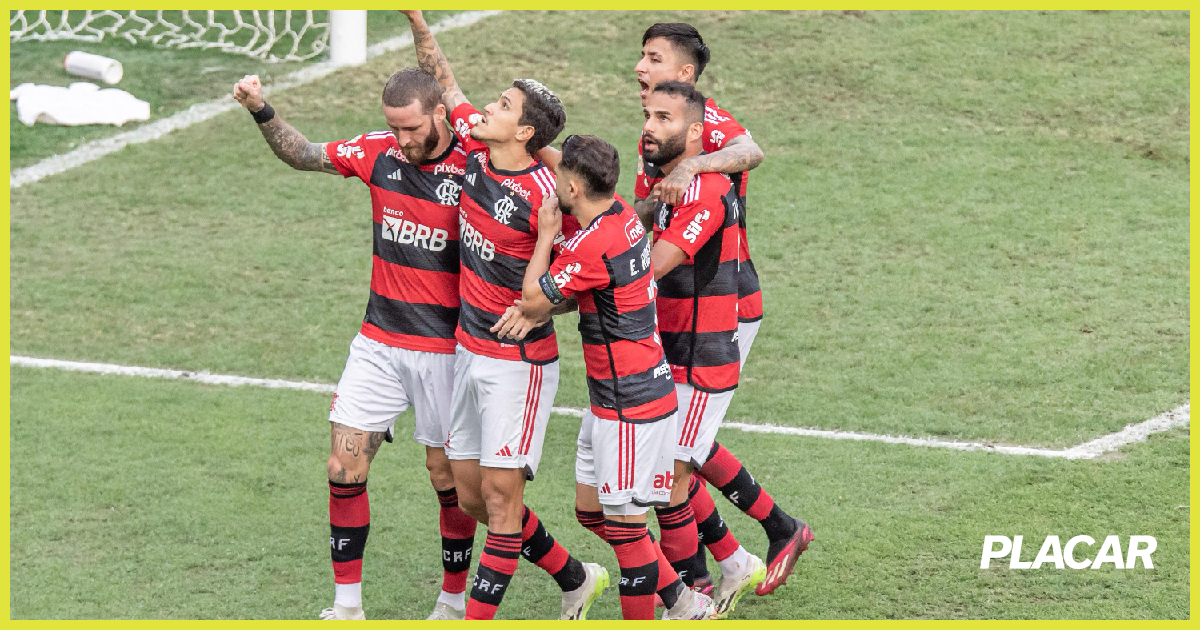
[251,102,275,124]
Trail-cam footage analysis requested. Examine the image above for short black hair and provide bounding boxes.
[642,22,711,80]
[382,67,442,113]
[651,81,706,125]
[560,135,620,201]
[512,79,567,155]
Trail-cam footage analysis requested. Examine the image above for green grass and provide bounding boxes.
[9,368,1190,619]
[8,10,1190,619]
[8,10,462,168]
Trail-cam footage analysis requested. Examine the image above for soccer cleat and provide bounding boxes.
[426,601,465,620]
[655,575,714,609]
[756,518,814,596]
[713,553,765,618]
[319,604,366,620]
[661,587,718,620]
[559,562,610,620]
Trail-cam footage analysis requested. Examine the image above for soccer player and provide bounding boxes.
[401,10,607,621]
[636,80,763,618]
[491,135,718,620]
[232,68,477,620]
[634,23,814,597]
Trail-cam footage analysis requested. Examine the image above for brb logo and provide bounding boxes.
[981,535,1157,569]
[381,209,449,252]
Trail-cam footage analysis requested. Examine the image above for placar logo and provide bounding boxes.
[435,178,461,206]
[493,196,518,225]
[981,535,1157,569]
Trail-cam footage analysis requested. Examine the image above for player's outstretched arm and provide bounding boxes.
[401,10,468,111]
[232,74,338,174]
[656,134,764,206]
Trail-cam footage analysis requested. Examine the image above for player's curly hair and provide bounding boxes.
[560,135,620,201]
[642,23,711,80]
[382,67,442,114]
[512,78,567,155]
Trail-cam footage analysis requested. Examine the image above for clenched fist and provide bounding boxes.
[232,74,265,112]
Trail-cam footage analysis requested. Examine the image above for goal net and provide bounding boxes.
[9,10,334,63]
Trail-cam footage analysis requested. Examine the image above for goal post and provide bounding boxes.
[10,10,370,65]
[328,10,367,66]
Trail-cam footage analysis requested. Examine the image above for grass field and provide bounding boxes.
[8,10,1190,619]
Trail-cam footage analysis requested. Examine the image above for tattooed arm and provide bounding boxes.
[655,134,764,205]
[400,10,468,111]
[232,74,339,174]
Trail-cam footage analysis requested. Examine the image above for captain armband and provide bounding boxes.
[539,272,566,305]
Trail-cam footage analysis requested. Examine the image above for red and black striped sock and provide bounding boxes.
[605,520,664,620]
[465,531,522,620]
[654,502,704,586]
[687,475,740,562]
[436,488,476,595]
[521,506,586,591]
[575,508,608,542]
[699,442,797,545]
[329,481,370,586]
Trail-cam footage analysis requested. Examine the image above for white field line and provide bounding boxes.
[9,11,501,189]
[11,355,1188,460]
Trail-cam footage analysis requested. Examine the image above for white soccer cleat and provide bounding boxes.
[713,553,766,618]
[426,601,466,620]
[662,587,718,620]
[560,562,610,620]
[319,603,366,620]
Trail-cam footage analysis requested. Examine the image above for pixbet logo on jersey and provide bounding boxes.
[980,535,1157,569]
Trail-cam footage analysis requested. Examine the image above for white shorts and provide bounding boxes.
[738,320,761,371]
[674,384,736,467]
[575,410,675,513]
[328,333,455,448]
[446,346,559,479]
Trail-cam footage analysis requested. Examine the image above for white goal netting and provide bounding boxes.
[10,10,332,63]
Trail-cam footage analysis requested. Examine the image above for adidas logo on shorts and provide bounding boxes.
[495,445,513,457]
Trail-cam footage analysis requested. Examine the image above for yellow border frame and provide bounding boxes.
[2,5,1192,623]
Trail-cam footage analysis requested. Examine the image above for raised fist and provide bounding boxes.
[232,74,265,112]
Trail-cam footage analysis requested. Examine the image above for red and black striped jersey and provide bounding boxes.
[652,172,742,393]
[449,103,559,364]
[540,197,677,424]
[325,130,467,354]
[637,98,762,323]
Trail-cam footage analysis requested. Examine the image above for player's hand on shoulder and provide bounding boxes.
[232,74,265,112]
[539,194,563,237]
[657,161,697,206]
